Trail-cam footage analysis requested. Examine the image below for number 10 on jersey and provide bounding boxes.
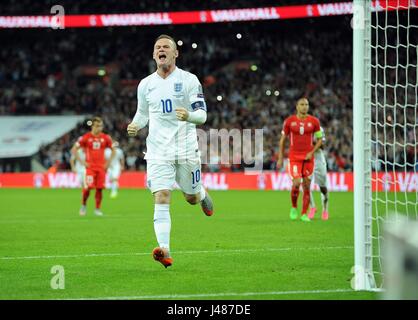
[161,99,173,113]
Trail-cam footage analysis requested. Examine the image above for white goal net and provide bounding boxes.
[354,0,418,290]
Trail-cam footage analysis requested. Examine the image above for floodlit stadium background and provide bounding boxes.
[0,0,416,300]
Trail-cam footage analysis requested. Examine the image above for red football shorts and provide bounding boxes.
[84,168,106,189]
[287,159,315,180]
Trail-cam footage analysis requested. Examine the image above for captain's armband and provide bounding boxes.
[314,130,323,139]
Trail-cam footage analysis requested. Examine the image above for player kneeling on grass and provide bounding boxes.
[308,126,329,220]
[71,117,116,217]
[277,98,323,222]
[127,34,214,268]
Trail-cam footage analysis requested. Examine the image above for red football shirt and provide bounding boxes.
[282,115,321,161]
[77,132,113,169]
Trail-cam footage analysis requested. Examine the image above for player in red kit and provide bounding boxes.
[71,117,115,216]
[277,98,323,222]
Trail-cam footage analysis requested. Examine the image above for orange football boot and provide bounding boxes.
[152,247,173,268]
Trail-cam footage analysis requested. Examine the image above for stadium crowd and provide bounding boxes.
[0,11,416,173]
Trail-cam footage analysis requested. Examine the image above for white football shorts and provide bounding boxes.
[107,167,121,180]
[77,168,86,188]
[146,158,202,195]
[313,150,327,188]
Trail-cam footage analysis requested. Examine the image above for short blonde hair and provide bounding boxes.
[155,34,177,50]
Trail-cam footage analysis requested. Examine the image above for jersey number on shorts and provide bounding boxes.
[161,99,173,114]
[191,169,201,185]
[86,175,94,184]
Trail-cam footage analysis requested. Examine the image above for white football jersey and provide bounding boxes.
[71,148,86,173]
[105,147,124,170]
[133,67,207,160]
[314,126,326,163]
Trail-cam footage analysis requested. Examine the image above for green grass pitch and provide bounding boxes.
[0,188,378,300]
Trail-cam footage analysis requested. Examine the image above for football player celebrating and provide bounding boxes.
[127,35,214,268]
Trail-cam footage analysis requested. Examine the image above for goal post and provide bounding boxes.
[353,0,375,291]
[353,0,418,291]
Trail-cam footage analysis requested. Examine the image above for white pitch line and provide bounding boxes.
[0,246,353,261]
[67,288,354,300]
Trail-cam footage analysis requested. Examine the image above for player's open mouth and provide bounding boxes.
[158,53,167,62]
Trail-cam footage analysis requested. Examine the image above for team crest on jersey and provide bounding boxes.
[307,123,312,127]
[174,82,183,92]
[299,126,304,135]
[291,122,297,126]
[100,138,104,142]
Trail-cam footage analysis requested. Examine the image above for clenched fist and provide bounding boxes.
[176,107,189,121]
[127,123,139,136]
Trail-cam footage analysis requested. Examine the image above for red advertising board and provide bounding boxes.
[0,171,417,192]
[0,1,414,29]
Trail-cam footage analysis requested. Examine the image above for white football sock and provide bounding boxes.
[153,204,171,250]
[199,186,206,202]
[309,190,316,208]
[111,181,118,193]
